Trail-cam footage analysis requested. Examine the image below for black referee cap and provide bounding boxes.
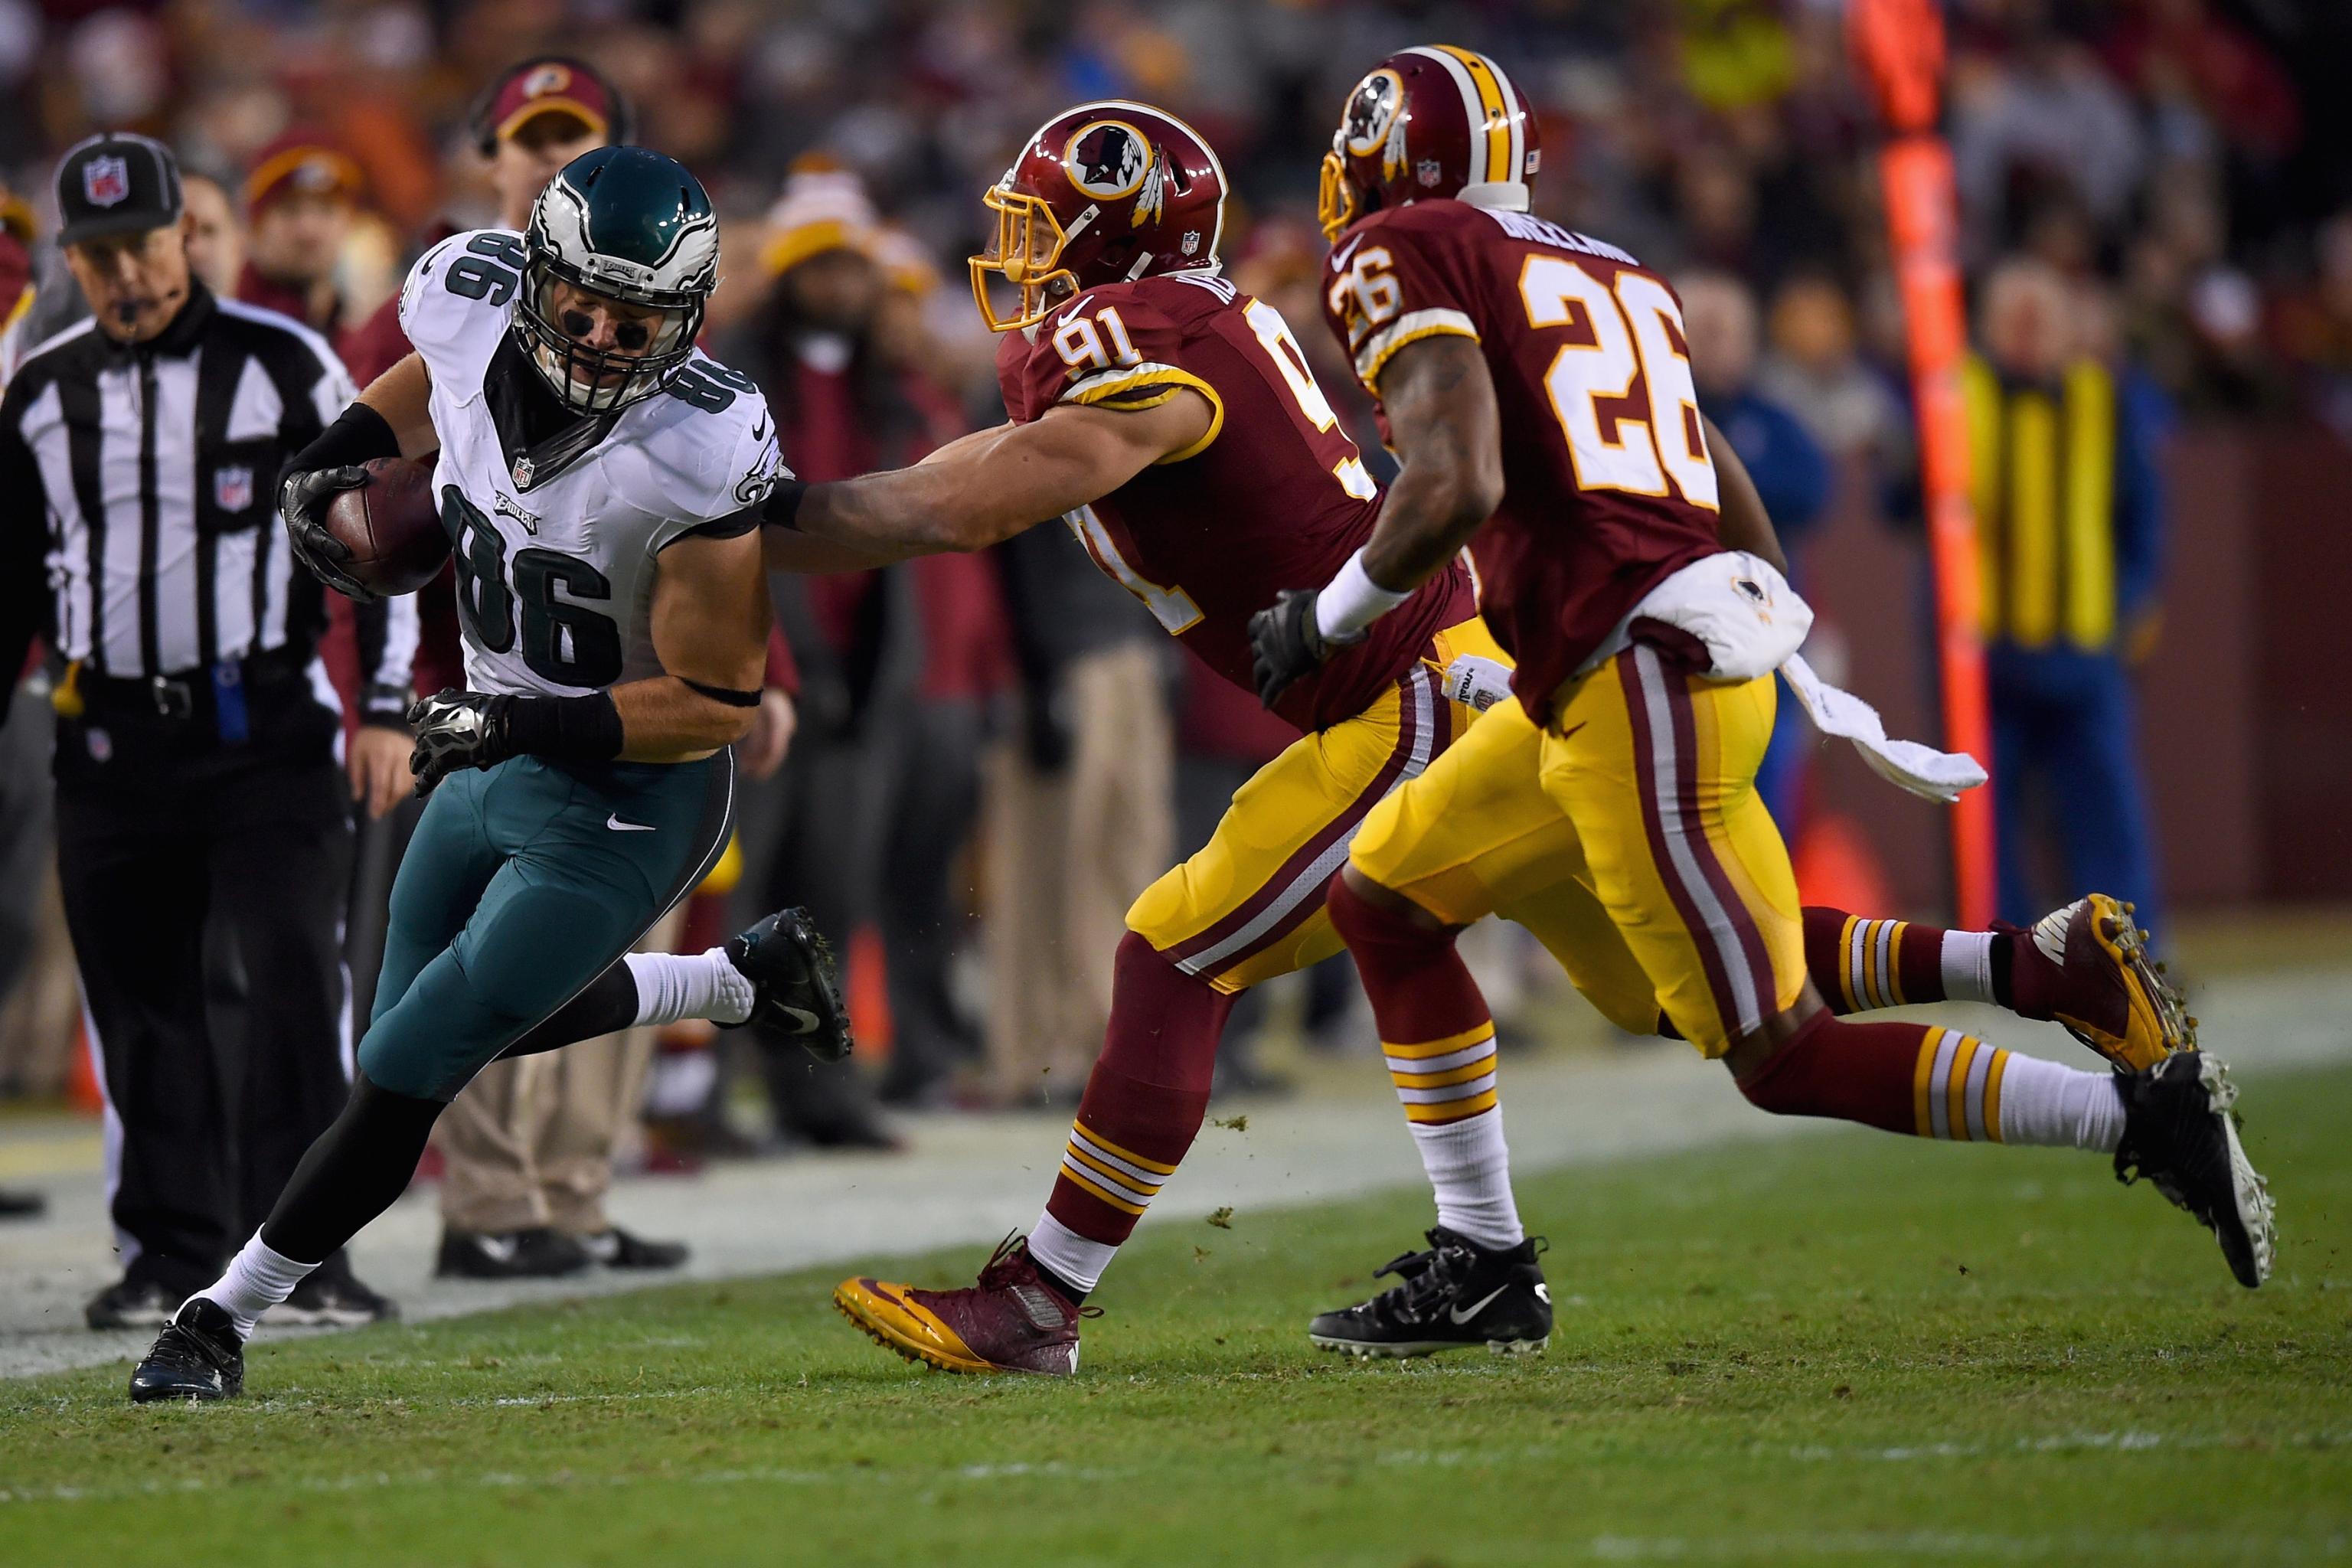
[54,132,183,248]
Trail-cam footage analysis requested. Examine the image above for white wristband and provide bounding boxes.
[1315,548,1413,645]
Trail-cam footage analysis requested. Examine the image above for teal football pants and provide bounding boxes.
[358,752,733,1100]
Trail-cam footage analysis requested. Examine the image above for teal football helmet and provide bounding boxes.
[518,145,719,413]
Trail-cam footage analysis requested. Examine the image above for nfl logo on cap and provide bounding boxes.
[83,155,130,207]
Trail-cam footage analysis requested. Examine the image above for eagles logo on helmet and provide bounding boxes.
[969,100,1228,332]
[1318,44,1540,242]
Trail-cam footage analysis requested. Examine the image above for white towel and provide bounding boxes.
[1780,652,1987,804]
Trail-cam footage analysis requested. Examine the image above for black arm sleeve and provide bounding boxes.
[286,399,401,479]
[0,402,51,713]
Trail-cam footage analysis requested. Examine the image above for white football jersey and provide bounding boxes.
[399,229,781,697]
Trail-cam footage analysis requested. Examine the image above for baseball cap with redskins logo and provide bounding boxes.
[475,57,629,154]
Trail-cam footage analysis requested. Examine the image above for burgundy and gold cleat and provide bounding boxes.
[834,1234,1093,1376]
[2007,893,2193,1073]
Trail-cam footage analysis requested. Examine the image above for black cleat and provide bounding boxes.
[2115,1052,2275,1288]
[279,1266,400,1326]
[1309,1227,1553,1358]
[85,1276,178,1330]
[435,1225,590,1280]
[726,906,853,1063]
[578,1226,689,1270]
[129,1298,244,1403]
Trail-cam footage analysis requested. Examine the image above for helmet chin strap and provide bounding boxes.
[1458,180,1531,212]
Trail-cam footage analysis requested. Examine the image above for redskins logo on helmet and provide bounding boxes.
[1318,44,1540,243]
[1066,120,1151,199]
[971,100,1228,332]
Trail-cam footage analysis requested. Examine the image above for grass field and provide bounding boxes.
[4,1061,2347,1568]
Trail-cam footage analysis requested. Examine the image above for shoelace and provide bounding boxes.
[151,1320,234,1377]
[1365,1239,1475,1325]
[975,1233,1102,1319]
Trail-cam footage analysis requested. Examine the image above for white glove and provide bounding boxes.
[1441,655,1515,714]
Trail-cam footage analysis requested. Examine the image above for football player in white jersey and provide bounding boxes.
[129,148,851,1402]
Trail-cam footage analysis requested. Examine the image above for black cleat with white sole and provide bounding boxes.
[1309,1227,1552,1358]
[2115,1051,2275,1288]
[128,1298,245,1403]
[727,906,853,1063]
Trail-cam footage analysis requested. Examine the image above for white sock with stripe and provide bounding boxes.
[1385,1022,1522,1249]
[1994,1054,2127,1151]
[625,949,754,1027]
[201,1233,318,1339]
[1939,931,1999,1005]
[1027,1212,1119,1295]
[1410,1109,1524,1250]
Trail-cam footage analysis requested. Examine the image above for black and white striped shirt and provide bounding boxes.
[0,286,415,713]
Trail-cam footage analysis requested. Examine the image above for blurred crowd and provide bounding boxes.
[2,0,2348,1218]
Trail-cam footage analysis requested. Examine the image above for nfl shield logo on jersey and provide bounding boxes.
[1416,159,1444,188]
[213,466,253,512]
[83,156,131,207]
[512,456,536,488]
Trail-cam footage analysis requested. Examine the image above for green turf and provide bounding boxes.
[5,1063,2347,1568]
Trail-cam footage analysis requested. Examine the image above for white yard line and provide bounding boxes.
[3,970,2346,1382]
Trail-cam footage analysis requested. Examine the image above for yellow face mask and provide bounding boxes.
[969,182,1078,333]
[1316,150,1360,244]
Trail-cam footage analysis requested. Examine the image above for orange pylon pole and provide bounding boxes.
[1850,0,1998,927]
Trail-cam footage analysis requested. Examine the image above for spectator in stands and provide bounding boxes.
[727,165,993,1129]
[1965,258,2170,934]
[236,131,362,354]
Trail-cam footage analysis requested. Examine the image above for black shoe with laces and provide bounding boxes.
[727,907,854,1063]
[579,1226,689,1270]
[85,1276,178,1330]
[2115,1052,2275,1288]
[279,1266,400,1326]
[1308,1227,1553,1358]
[435,1225,591,1280]
[128,1298,244,1403]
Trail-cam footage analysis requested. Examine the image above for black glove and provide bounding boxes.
[405,689,512,795]
[279,466,375,603]
[1247,588,1331,710]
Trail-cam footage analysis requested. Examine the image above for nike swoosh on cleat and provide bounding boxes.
[475,1236,519,1264]
[606,814,656,832]
[1449,1285,1511,1325]
[776,1004,821,1033]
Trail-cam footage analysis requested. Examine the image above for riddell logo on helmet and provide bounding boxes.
[1064,121,1152,201]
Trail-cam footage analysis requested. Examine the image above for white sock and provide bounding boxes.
[1994,1054,2126,1152]
[201,1233,318,1339]
[626,948,754,1027]
[1411,1108,1524,1250]
[1940,930,1999,1005]
[1027,1211,1119,1295]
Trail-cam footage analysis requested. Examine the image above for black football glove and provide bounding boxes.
[279,466,376,603]
[406,689,514,795]
[1248,588,1334,710]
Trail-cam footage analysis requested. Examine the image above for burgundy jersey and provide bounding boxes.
[999,271,1470,732]
[1320,200,1723,720]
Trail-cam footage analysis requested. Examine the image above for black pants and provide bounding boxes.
[54,669,354,1297]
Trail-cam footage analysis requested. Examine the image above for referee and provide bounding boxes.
[0,134,416,1329]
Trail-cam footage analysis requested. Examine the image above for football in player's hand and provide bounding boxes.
[320,457,448,596]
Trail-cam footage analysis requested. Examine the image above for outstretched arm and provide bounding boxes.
[1246,335,1501,706]
[773,392,1213,560]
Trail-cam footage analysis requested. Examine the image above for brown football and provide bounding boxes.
[320,456,449,596]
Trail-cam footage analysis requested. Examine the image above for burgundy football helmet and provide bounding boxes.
[970,100,1228,332]
[1318,45,1541,242]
